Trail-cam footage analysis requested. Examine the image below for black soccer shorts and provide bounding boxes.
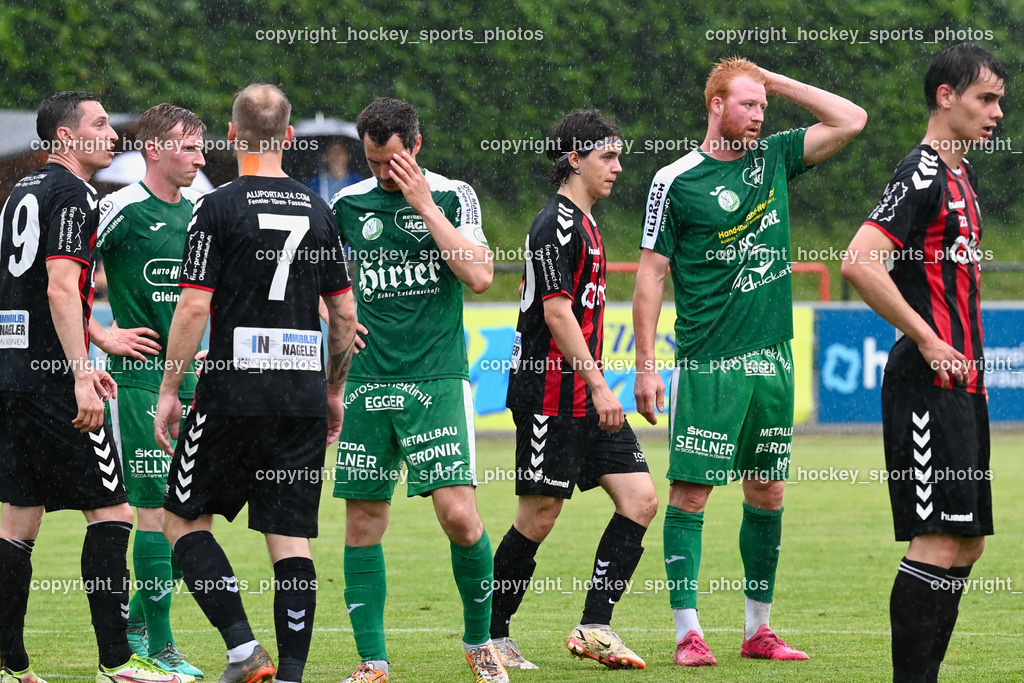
[0,390,127,511]
[512,411,649,499]
[881,374,992,542]
[163,406,328,538]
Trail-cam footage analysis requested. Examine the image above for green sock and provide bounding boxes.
[450,531,493,646]
[739,502,783,603]
[344,544,388,661]
[128,589,145,624]
[664,506,703,609]
[133,530,175,652]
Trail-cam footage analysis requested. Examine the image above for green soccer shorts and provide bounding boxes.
[667,341,794,486]
[333,379,477,502]
[107,386,192,507]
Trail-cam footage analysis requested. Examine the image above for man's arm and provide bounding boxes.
[760,68,867,167]
[632,248,669,425]
[543,295,623,433]
[47,258,117,432]
[841,225,967,389]
[387,150,493,293]
[324,290,357,445]
[154,286,211,453]
[88,318,161,360]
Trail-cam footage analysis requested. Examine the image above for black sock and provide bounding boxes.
[82,521,133,668]
[891,558,946,683]
[173,530,253,649]
[581,513,646,626]
[0,539,34,671]
[274,556,317,682]
[489,525,540,639]
[927,564,972,682]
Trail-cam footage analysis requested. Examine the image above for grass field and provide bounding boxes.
[20,433,1024,682]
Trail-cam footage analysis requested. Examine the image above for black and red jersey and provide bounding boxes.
[506,194,606,417]
[179,175,351,416]
[0,163,99,393]
[865,145,985,393]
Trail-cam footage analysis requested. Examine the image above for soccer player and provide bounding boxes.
[330,97,507,683]
[841,44,1005,683]
[0,92,182,683]
[491,109,657,671]
[95,103,207,680]
[154,83,357,683]
[632,58,866,666]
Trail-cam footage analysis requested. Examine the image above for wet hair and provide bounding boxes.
[136,103,205,147]
[232,83,291,150]
[546,108,622,186]
[37,91,101,143]
[926,43,1008,112]
[356,97,420,149]
[705,57,764,112]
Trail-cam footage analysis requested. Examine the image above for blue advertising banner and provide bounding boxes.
[817,305,1024,423]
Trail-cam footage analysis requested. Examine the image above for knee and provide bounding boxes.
[345,501,388,545]
[669,483,711,513]
[618,488,658,527]
[958,536,985,565]
[515,499,563,542]
[744,481,785,511]
[437,501,483,546]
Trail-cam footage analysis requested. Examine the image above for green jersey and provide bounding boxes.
[331,170,487,382]
[96,182,201,393]
[641,128,809,362]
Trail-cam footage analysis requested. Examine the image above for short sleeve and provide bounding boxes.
[95,195,126,254]
[640,173,676,257]
[179,195,220,291]
[44,182,96,265]
[864,156,942,248]
[775,127,810,180]
[450,181,487,248]
[319,211,352,295]
[529,211,578,301]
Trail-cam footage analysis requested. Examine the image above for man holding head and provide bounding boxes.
[633,58,865,666]
[0,92,181,683]
[155,84,357,683]
[330,97,506,683]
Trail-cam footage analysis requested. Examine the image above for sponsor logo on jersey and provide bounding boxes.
[360,212,384,241]
[0,310,29,348]
[148,222,167,232]
[366,394,404,411]
[581,282,606,309]
[869,181,907,224]
[359,250,443,303]
[743,157,765,187]
[675,426,735,459]
[394,206,445,241]
[711,186,740,212]
[144,258,181,287]
[643,181,667,242]
[947,234,982,265]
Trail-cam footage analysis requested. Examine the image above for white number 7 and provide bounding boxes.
[258,213,309,301]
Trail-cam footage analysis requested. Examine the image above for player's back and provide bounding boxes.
[180,175,349,416]
[0,163,99,393]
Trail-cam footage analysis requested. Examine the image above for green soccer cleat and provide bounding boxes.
[127,620,150,658]
[151,642,203,680]
[97,654,183,683]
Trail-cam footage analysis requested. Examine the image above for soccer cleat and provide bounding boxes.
[740,625,809,660]
[8,667,49,683]
[150,642,204,680]
[96,654,182,683]
[465,643,509,682]
[127,620,150,658]
[492,637,538,670]
[0,669,22,683]
[675,630,717,666]
[217,645,274,683]
[337,663,389,682]
[566,625,646,669]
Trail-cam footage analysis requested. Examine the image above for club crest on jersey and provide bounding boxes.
[743,157,765,187]
[360,213,384,241]
[395,206,445,241]
[711,186,740,212]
